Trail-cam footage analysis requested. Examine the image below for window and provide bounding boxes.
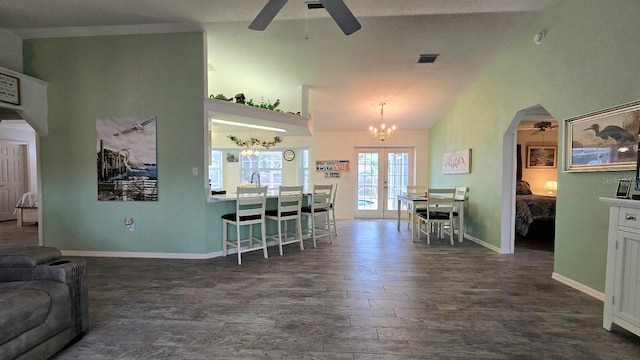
[240,151,282,188]
[300,149,309,192]
[209,150,223,189]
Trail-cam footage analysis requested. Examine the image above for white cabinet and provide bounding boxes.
[601,198,640,337]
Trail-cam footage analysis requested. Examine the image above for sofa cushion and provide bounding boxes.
[0,280,72,359]
[0,288,51,346]
[0,246,62,267]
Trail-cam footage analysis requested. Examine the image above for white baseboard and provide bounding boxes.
[62,250,221,260]
[464,233,502,253]
[551,272,604,301]
[61,239,286,260]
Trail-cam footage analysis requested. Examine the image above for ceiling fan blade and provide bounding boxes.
[249,0,288,31]
[319,0,361,35]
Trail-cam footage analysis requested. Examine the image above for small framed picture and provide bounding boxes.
[616,179,631,199]
[527,146,557,168]
[0,72,20,105]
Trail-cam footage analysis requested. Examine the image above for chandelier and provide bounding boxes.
[369,102,396,142]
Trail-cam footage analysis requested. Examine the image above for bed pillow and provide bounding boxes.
[516,181,532,195]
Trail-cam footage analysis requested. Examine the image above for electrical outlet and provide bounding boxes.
[124,218,135,231]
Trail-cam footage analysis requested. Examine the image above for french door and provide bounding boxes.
[355,147,413,218]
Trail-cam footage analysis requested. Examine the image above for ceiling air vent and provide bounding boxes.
[418,54,439,64]
[306,1,324,9]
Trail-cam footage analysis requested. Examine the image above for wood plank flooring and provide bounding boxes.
[2,219,640,359]
[0,220,39,250]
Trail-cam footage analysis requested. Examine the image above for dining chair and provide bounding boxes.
[452,186,469,240]
[329,183,338,236]
[265,185,304,256]
[417,188,456,245]
[301,184,333,248]
[222,186,268,265]
[405,185,428,229]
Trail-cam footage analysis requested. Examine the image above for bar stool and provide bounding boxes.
[301,184,333,248]
[222,186,268,265]
[265,185,304,256]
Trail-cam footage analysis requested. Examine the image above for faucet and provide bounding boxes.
[250,172,261,188]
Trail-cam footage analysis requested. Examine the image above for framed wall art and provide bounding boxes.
[0,72,20,105]
[616,179,632,199]
[316,160,349,172]
[97,116,157,201]
[442,148,471,174]
[527,146,557,168]
[564,100,640,172]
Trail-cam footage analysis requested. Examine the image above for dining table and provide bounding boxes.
[397,194,465,242]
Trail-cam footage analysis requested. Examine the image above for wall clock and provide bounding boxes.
[283,149,295,161]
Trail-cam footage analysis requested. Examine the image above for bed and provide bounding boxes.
[515,181,556,237]
[13,192,38,226]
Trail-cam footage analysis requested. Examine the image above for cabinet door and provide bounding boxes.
[614,230,640,328]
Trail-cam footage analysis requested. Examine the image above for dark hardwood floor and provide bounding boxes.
[0,219,39,250]
[2,219,639,359]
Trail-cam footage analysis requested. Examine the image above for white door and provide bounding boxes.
[355,147,413,219]
[0,141,27,221]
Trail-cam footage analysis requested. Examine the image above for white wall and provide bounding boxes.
[212,129,430,220]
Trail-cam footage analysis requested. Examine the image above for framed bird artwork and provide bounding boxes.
[565,100,640,172]
[96,116,158,201]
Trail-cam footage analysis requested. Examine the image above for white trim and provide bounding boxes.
[552,272,604,301]
[465,234,503,253]
[501,108,530,254]
[14,23,202,40]
[60,239,284,260]
[62,250,221,260]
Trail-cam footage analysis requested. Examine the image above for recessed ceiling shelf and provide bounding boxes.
[205,98,313,136]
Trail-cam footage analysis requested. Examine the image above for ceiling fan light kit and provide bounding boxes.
[534,121,552,131]
[250,0,362,35]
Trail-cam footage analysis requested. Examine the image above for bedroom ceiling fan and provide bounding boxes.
[520,121,558,135]
[249,0,362,35]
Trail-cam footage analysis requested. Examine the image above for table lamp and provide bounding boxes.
[544,180,557,195]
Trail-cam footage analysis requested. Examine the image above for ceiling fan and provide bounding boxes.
[520,121,558,135]
[249,0,362,35]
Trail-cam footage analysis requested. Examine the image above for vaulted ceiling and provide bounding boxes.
[0,0,559,131]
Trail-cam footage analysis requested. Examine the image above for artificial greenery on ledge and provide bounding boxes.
[210,93,301,115]
[228,135,283,149]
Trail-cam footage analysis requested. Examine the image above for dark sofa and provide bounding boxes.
[0,246,88,360]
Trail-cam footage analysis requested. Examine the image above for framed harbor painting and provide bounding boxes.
[96,116,157,201]
[564,101,640,172]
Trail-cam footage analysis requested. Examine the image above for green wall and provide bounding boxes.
[429,0,640,292]
[24,32,209,254]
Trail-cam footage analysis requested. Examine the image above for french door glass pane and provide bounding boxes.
[357,152,379,210]
[387,152,409,210]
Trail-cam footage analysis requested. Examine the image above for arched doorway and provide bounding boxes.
[501,105,558,254]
